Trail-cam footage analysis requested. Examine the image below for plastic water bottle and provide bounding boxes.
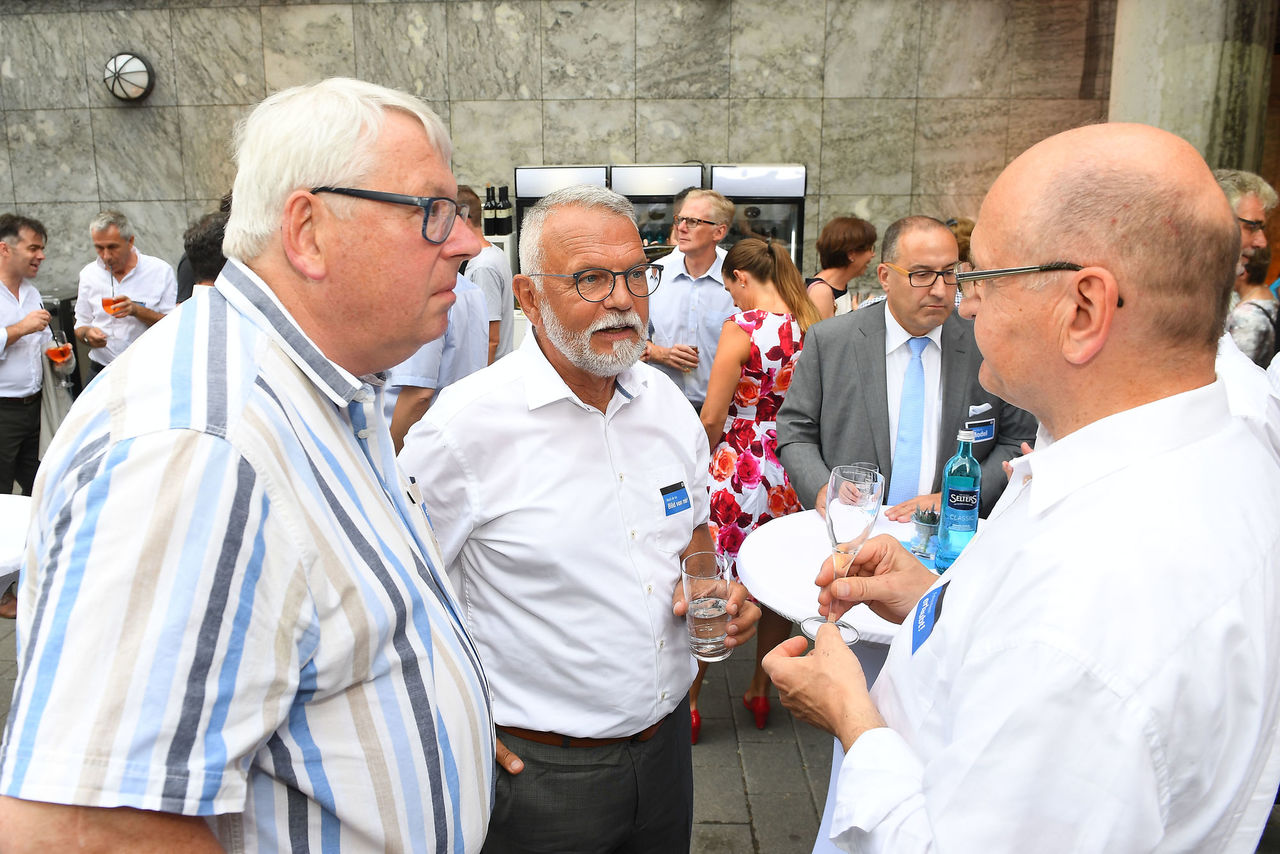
[935,429,980,571]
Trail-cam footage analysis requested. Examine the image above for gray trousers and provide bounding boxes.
[483,697,694,854]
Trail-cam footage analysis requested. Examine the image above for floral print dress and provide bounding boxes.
[708,310,805,578]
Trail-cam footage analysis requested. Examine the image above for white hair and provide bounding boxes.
[223,77,451,261]
[518,185,636,276]
[89,210,133,241]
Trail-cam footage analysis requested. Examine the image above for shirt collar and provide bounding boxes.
[215,259,368,406]
[517,329,649,413]
[1012,380,1231,518]
[669,245,727,285]
[883,304,943,355]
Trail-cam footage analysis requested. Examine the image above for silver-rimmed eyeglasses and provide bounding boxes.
[527,262,662,303]
[953,261,1084,299]
[310,186,469,244]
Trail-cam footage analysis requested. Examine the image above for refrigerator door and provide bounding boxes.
[710,164,807,270]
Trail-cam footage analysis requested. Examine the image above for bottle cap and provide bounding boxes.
[957,429,975,442]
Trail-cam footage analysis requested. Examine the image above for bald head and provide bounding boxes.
[979,123,1237,353]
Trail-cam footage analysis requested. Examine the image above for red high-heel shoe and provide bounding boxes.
[690,709,702,745]
[743,694,770,730]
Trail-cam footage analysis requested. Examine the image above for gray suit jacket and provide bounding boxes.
[777,302,1037,515]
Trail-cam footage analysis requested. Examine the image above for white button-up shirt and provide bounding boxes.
[0,280,49,397]
[401,332,710,738]
[74,248,177,366]
[647,246,734,404]
[883,308,945,496]
[832,380,1280,853]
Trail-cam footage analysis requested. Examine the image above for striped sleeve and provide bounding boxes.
[1,426,312,815]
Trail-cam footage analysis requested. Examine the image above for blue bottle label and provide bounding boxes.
[946,489,978,513]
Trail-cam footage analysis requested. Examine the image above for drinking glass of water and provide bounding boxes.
[681,551,732,662]
[801,464,885,645]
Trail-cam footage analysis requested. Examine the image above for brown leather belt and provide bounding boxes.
[499,714,668,748]
[0,391,41,406]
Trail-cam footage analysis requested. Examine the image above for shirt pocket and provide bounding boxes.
[644,464,697,556]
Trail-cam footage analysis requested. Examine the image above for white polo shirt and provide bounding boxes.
[400,332,709,738]
[0,280,49,397]
[74,248,177,366]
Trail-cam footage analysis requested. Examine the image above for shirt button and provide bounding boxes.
[630,530,637,539]
[646,583,653,594]
[618,473,625,482]
[661,690,668,700]
[658,639,665,649]
[356,428,373,439]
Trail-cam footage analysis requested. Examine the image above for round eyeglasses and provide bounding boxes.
[526,262,662,303]
[310,186,468,244]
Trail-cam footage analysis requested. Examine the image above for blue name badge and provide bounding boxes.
[911,581,950,654]
[661,482,691,516]
[966,417,995,443]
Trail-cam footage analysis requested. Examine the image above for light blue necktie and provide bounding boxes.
[888,337,929,505]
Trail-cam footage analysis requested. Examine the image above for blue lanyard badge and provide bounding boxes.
[661,481,691,516]
[911,581,950,654]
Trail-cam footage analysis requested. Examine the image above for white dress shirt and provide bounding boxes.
[1216,330,1280,463]
[647,246,734,403]
[400,333,710,738]
[831,380,1280,853]
[74,248,177,366]
[0,280,49,397]
[883,308,944,496]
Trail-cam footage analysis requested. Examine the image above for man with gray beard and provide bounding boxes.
[399,185,761,854]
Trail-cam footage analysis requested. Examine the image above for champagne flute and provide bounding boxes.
[801,464,885,646]
[45,331,74,389]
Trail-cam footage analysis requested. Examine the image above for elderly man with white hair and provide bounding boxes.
[0,78,493,852]
[400,185,761,854]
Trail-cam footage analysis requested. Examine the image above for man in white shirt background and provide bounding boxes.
[645,188,736,409]
[456,185,514,363]
[400,185,761,854]
[764,122,1280,854]
[0,214,50,498]
[73,210,177,377]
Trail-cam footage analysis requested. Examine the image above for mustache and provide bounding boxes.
[586,310,644,336]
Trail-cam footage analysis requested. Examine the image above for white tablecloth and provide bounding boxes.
[0,494,32,590]
[736,508,914,646]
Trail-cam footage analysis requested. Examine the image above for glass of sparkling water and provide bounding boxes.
[681,551,732,662]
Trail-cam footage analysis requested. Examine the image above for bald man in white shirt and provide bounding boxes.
[765,124,1280,854]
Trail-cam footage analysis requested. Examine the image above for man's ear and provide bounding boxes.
[514,275,539,325]
[877,263,890,292]
[280,190,326,281]
[1061,267,1121,366]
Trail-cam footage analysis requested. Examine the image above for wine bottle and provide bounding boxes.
[495,185,513,236]
[483,184,497,236]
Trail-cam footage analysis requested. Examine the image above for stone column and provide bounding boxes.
[1108,0,1277,170]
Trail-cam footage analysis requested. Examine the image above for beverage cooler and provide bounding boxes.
[511,165,608,273]
[609,164,704,260]
[708,164,807,270]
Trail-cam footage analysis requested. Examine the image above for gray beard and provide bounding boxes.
[536,296,646,378]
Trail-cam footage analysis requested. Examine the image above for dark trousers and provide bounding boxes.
[0,392,42,495]
[483,697,694,854]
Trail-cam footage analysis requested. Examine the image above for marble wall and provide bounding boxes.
[0,0,1114,298]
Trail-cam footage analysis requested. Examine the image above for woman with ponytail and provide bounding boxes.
[688,238,820,742]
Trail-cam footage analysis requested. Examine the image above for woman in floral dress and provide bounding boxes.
[688,238,820,742]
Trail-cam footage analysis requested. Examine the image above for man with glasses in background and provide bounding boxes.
[646,188,737,409]
[400,185,761,854]
[778,215,1035,523]
[0,78,493,852]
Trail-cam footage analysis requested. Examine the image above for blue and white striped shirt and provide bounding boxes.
[1,260,493,852]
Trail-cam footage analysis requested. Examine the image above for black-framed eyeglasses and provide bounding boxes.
[953,261,1122,306]
[1239,216,1266,235]
[883,262,958,289]
[527,262,662,303]
[310,186,469,244]
[673,215,719,229]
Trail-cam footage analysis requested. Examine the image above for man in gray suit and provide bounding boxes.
[777,216,1035,519]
